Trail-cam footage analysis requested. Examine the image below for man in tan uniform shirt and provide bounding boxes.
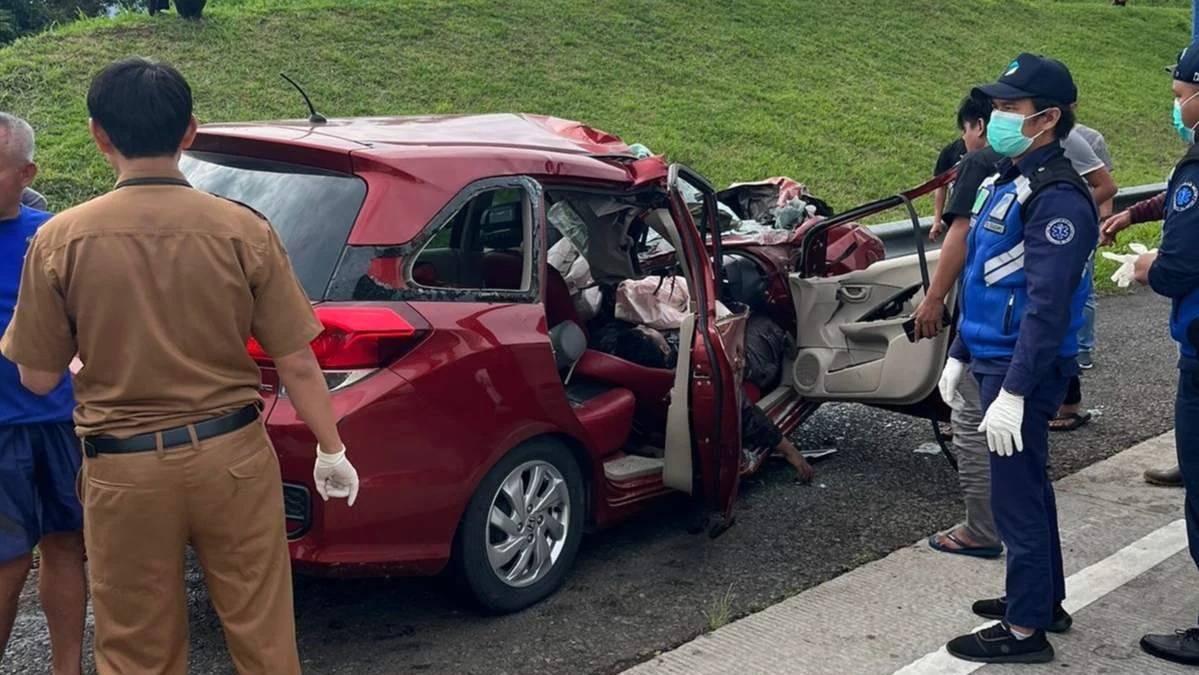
[0,58,360,674]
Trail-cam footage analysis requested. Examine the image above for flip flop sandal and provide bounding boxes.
[928,531,1004,559]
[1050,411,1092,432]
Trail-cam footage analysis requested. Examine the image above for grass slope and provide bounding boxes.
[0,0,1187,289]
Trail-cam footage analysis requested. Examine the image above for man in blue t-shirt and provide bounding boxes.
[0,113,84,675]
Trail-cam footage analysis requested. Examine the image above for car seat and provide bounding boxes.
[545,266,674,427]
[481,225,526,290]
[545,265,584,336]
[549,322,635,455]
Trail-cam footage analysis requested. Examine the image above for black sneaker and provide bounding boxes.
[972,596,1073,633]
[946,622,1054,664]
[1141,628,1199,666]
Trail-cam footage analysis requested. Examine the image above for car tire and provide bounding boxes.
[452,438,585,614]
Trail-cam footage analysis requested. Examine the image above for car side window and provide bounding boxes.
[425,226,455,251]
[409,186,533,292]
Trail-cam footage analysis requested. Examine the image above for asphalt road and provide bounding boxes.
[0,291,1181,675]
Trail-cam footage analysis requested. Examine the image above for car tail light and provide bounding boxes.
[247,306,425,375]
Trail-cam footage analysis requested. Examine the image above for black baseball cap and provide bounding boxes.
[1169,40,1199,82]
[972,53,1078,105]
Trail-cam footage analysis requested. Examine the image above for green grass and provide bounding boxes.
[703,584,735,631]
[1049,0,1185,4]
[0,0,1187,286]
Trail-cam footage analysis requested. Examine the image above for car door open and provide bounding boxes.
[661,165,747,533]
[789,178,955,405]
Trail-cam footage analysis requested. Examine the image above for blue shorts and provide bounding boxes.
[0,423,83,563]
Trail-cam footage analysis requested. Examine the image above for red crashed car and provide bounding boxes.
[179,114,955,613]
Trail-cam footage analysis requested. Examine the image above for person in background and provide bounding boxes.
[916,94,1004,559]
[937,54,1096,663]
[1050,118,1118,432]
[0,58,359,674]
[1103,190,1165,248]
[931,113,969,241]
[1101,189,1182,488]
[1134,42,1199,666]
[0,113,85,675]
[1071,113,1115,370]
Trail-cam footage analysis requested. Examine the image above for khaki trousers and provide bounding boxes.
[81,421,300,675]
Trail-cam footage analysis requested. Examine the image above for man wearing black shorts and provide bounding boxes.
[0,113,85,675]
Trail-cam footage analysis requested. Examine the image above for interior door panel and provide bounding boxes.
[790,249,954,405]
[663,313,696,494]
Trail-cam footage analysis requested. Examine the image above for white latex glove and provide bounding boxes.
[978,389,1025,457]
[1102,243,1154,288]
[314,446,359,507]
[938,358,967,410]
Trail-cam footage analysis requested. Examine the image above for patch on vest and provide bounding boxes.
[1174,182,1197,212]
[971,188,990,215]
[987,193,1016,221]
[1045,218,1076,246]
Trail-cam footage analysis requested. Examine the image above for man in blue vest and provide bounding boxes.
[937,54,1097,664]
[1135,41,1199,667]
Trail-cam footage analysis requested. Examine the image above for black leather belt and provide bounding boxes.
[83,405,260,457]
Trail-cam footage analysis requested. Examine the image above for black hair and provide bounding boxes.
[956,94,991,131]
[1032,98,1075,140]
[613,328,673,369]
[87,57,193,159]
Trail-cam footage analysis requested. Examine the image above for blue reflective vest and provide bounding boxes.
[958,155,1094,364]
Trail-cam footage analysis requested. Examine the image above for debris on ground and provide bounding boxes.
[801,447,838,461]
[913,442,944,455]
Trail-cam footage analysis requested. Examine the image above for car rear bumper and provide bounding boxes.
[280,476,454,577]
[266,367,465,578]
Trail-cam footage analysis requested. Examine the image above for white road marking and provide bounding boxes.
[891,519,1188,675]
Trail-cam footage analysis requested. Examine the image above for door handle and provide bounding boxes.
[837,286,870,303]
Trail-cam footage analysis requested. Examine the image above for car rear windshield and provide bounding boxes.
[180,151,367,299]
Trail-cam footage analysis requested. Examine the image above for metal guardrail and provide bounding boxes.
[1113,182,1167,212]
[874,217,941,258]
[876,182,1168,259]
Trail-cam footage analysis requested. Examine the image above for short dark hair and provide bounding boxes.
[1033,98,1075,140]
[613,328,672,369]
[87,57,193,159]
[956,94,991,131]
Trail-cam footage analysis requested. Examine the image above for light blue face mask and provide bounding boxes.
[1173,92,1199,143]
[987,109,1051,157]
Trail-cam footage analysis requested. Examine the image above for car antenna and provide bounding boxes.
[280,73,327,125]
